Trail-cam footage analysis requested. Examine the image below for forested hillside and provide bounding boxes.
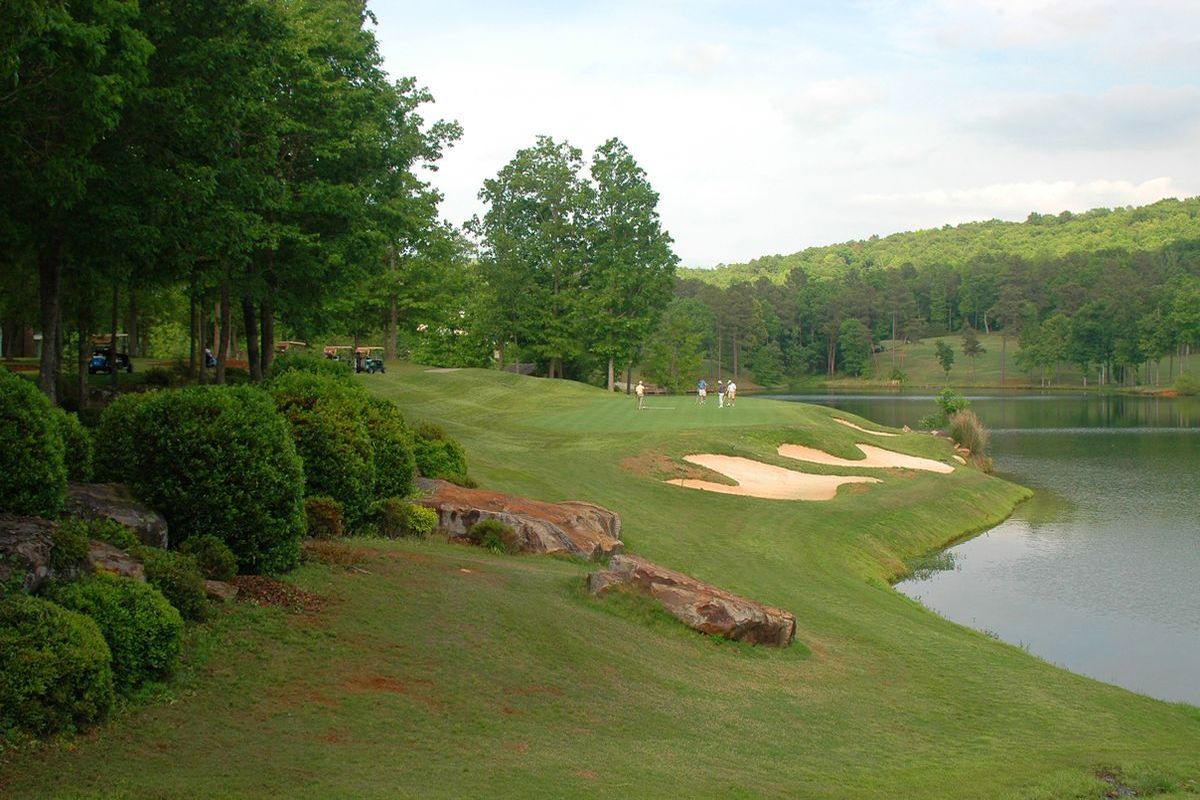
[648,199,1200,389]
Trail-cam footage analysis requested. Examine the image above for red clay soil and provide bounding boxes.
[234,575,328,613]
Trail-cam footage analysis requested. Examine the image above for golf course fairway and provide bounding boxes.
[2,365,1197,799]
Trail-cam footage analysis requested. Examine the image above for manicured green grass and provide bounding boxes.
[3,365,1198,799]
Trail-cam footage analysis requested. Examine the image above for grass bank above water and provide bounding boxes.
[3,365,1197,799]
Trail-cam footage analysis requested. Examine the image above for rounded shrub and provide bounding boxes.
[1175,372,1199,397]
[46,574,183,691]
[269,372,375,527]
[49,518,93,572]
[304,496,345,540]
[140,549,208,622]
[178,534,237,582]
[0,369,67,516]
[0,595,114,738]
[93,386,306,574]
[412,421,469,485]
[468,518,519,554]
[143,367,173,388]
[52,407,93,483]
[363,397,416,498]
[367,498,439,539]
[267,351,352,383]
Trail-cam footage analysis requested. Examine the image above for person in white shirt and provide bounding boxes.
[727,380,737,407]
[635,380,646,410]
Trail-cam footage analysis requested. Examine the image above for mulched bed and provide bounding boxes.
[234,575,329,613]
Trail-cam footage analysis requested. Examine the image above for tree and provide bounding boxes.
[935,339,955,379]
[961,326,985,380]
[643,298,713,393]
[1,0,152,400]
[838,318,871,377]
[472,136,590,378]
[584,138,678,390]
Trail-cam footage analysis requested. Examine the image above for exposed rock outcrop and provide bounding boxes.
[205,579,238,603]
[87,540,145,581]
[414,478,621,560]
[588,554,797,647]
[66,483,169,549]
[0,514,55,593]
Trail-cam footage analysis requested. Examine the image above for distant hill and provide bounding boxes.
[681,197,1200,287]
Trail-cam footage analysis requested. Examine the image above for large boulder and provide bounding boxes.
[0,514,55,593]
[414,478,621,560]
[588,554,797,647]
[86,540,145,581]
[66,483,169,549]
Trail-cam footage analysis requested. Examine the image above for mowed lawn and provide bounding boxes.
[3,365,1198,799]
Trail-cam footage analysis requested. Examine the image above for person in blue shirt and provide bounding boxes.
[697,377,707,404]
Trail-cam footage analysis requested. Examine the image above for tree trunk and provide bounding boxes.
[216,276,230,384]
[243,297,261,382]
[386,247,398,361]
[77,311,90,413]
[109,284,120,388]
[733,336,739,379]
[1000,334,1007,386]
[189,276,197,378]
[260,297,275,375]
[716,324,723,380]
[126,288,139,357]
[37,238,64,402]
[625,362,633,395]
[607,357,615,391]
[198,303,208,386]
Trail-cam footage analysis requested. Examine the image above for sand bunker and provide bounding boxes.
[777,443,954,474]
[665,454,879,501]
[832,418,898,437]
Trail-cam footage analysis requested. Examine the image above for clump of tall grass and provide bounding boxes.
[949,409,991,471]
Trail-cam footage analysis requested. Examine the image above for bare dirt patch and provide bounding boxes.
[302,540,373,568]
[341,674,441,710]
[622,451,730,484]
[832,417,898,436]
[777,443,954,474]
[665,454,879,501]
[234,575,329,613]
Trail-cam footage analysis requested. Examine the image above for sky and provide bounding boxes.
[369,0,1200,267]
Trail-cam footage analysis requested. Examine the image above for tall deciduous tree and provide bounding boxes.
[584,138,677,390]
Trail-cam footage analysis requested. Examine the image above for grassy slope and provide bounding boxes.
[3,366,1198,799]
[825,332,1200,390]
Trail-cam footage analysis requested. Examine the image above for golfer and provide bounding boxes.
[717,380,726,408]
[635,380,646,410]
[697,377,707,404]
[727,380,737,407]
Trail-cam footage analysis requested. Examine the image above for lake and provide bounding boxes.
[770,391,1200,706]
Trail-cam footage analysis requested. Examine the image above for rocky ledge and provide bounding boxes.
[588,554,797,647]
[66,483,169,549]
[414,478,622,560]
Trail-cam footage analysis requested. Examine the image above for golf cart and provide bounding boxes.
[88,334,133,374]
[274,340,309,354]
[356,347,385,374]
[323,345,353,361]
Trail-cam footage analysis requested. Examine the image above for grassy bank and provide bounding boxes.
[2,365,1197,799]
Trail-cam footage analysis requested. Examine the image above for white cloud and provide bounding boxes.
[777,78,886,133]
[668,43,731,75]
[853,177,1188,217]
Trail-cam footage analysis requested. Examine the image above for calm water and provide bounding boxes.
[771,391,1200,706]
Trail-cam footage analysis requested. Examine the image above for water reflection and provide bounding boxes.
[773,391,1200,706]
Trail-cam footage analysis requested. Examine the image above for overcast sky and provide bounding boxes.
[370,0,1200,267]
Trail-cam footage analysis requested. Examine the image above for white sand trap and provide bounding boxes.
[833,418,898,437]
[778,443,954,474]
[665,454,879,501]
[953,454,967,465]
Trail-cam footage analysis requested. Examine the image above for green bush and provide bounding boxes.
[413,421,469,485]
[178,535,237,582]
[139,549,208,622]
[77,517,141,552]
[920,387,970,430]
[143,367,173,388]
[1175,372,1199,396]
[468,518,519,554]
[366,498,439,539]
[267,351,352,382]
[93,386,306,574]
[49,519,93,572]
[364,397,417,498]
[52,407,93,483]
[45,574,181,692]
[0,595,114,738]
[304,496,345,540]
[269,372,375,527]
[0,369,67,516]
